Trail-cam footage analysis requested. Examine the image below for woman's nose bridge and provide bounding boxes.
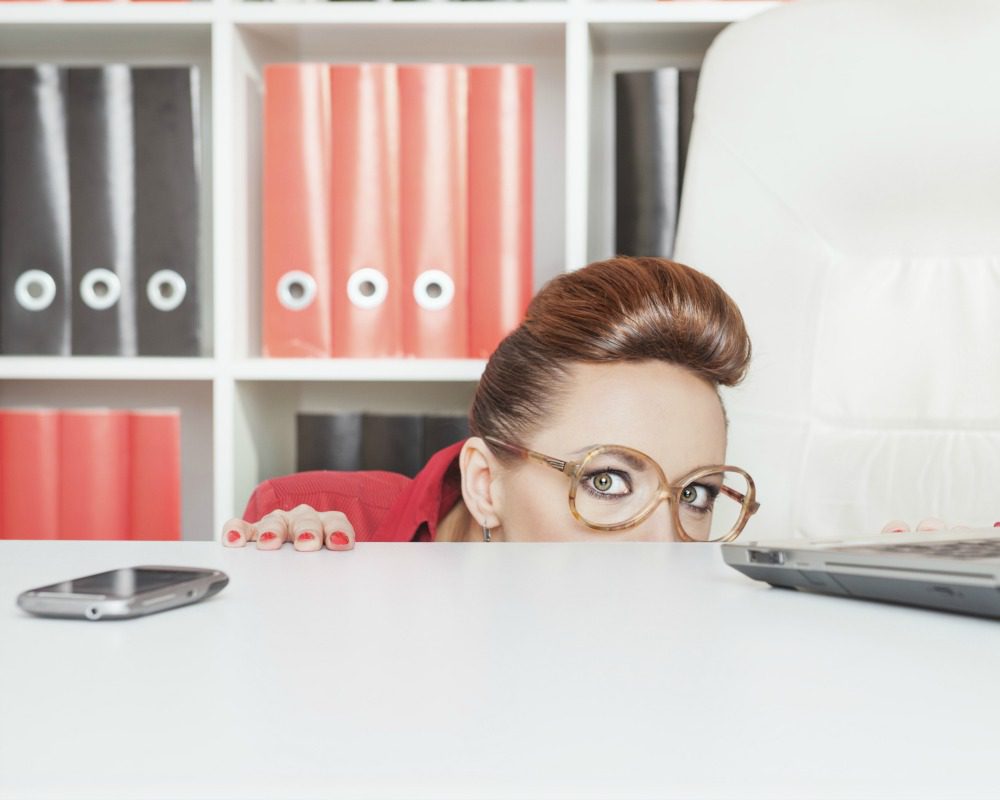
[638,498,675,541]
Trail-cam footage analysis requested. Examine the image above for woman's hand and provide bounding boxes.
[220,504,356,551]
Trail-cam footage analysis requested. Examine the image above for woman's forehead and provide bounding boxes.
[533,361,727,470]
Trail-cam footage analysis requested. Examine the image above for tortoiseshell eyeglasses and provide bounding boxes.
[484,436,760,542]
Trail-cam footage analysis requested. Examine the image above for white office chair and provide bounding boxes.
[674,0,1000,539]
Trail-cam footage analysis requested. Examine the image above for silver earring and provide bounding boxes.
[482,525,492,542]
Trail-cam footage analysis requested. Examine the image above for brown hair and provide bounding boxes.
[470,256,751,451]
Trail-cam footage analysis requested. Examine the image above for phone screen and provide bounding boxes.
[36,568,195,598]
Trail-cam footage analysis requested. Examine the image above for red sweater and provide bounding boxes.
[240,440,465,542]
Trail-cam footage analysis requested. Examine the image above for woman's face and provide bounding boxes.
[491,360,727,542]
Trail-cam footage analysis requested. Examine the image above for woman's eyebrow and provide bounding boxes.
[569,445,650,472]
[686,472,724,488]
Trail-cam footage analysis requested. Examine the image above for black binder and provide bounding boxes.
[0,67,72,355]
[678,70,700,200]
[132,67,201,356]
[615,69,700,260]
[422,414,469,464]
[362,413,424,478]
[68,66,138,356]
[296,413,364,473]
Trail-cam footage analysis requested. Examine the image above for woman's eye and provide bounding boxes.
[681,483,716,511]
[584,471,630,497]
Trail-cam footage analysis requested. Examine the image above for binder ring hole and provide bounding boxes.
[147,270,187,312]
[14,270,57,312]
[413,269,454,311]
[347,268,388,309]
[277,270,317,311]
[80,268,122,311]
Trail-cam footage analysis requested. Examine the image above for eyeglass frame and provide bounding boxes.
[483,436,760,542]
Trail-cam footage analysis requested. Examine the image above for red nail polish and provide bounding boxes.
[994,522,1000,528]
[331,531,349,546]
[260,532,278,543]
[297,532,316,542]
[226,530,241,543]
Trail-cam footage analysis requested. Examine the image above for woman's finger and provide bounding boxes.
[289,504,324,552]
[916,517,947,532]
[319,511,356,551]
[221,518,253,547]
[255,511,290,550]
[881,519,911,534]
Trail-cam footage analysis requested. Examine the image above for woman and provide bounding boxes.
[222,255,762,549]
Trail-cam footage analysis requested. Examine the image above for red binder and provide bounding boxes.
[57,409,130,540]
[399,64,469,358]
[0,409,59,540]
[329,63,403,357]
[468,65,534,359]
[262,64,335,357]
[128,410,181,540]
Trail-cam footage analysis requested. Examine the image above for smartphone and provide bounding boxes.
[16,565,229,621]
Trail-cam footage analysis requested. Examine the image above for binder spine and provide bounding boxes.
[399,64,469,358]
[0,67,72,355]
[132,67,201,356]
[362,413,424,478]
[262,64,335,357]
[329,63,403,357]
[0,409,60,540]
[296,412,364,472]
[468,65,534,359]
[68,66,138,356]
[614,69,680,259]
[57,409,131,540]
[128,409,181,540]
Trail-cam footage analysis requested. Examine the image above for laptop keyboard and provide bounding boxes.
[831,538,1000,560]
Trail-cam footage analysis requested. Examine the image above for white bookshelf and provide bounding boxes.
[0,0,781,540]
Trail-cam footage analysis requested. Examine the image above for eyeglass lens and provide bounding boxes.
[573,448,748,540]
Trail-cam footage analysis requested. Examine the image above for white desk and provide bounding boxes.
[2,541,999,800]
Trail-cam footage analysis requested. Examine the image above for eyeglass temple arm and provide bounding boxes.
[719,483,760,514]
[484,437,572,474]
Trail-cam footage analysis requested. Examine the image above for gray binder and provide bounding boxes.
[132,67,201,356]
[68,66,138,356]
[0,67,72,355]
[615,69,699,260]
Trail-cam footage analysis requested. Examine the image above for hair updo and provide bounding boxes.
[470,256,751,453]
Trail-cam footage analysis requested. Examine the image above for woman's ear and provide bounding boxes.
[459,437,504,533]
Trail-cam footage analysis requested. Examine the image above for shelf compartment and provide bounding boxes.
[228,18,566,358]
[0,22,216,358]
[232,377,477,517]
[0,379,214,540]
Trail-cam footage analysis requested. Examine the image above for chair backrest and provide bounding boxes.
[674,0,1000,538]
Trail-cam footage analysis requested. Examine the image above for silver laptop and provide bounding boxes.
[721,528,1000,619]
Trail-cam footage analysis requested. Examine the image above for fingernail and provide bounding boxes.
[297,532,316,543]
[259,531,278,543]
[994,522,1000,528]
[330,531,350,546]
[226,530,242,543]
